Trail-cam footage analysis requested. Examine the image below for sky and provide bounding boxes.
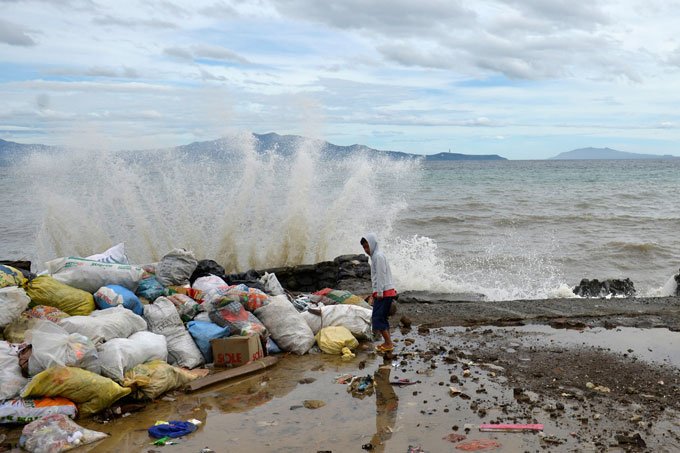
[2,0,680,159]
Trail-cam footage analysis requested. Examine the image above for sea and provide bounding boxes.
[1,138,679,301]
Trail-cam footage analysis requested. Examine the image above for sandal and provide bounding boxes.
[376,344,395,352]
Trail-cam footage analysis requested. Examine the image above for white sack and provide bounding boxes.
[155,249,198,287]
[46,257,143,293]
[259,272,285,296]
[0,341,28,400]
[27,322,99,376]
[97,331,167,382]
[144,297,204,368]
[58,305,147,342]
[254,295,315,355]
[85,242,129,264]
[321,304,373,340]
[0,286,31,328]
[301,310,322,335]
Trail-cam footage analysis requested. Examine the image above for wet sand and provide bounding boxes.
[2,297,680,452]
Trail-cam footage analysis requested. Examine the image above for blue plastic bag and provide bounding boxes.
[187,321,230,363]
[135,276,165,302]
[94,284,144,315]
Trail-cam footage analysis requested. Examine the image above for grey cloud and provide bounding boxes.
[192,44,250,64]
[272,0,475,36]
[163,46,193,60]
[0,19,36,46]
[93,15,178,29]
[46,66,141,78]
[35,93,50,110]
[199,68,227,81]
[199,1,238,17]
[145,0,191,18]
[501,0,609,30]
[163,45,250,64]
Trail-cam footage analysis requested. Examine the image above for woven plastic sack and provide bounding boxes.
[192,275,227,295]
[21,367,131,417]
[94,284,143,315]
[3,317,46,344]
[315,326,359,355]
[85,242,129,264]
[209,298,267,337]
[300,310,322,335]
[45,257,144,293]
[0,340,28,400]
[0,264,26,288]
[0,397,77,424]
[122,360,198,400]
[0,286,31,328]
[254,295,314,355]
[155,249,198,287]
[58,305,147,342]
[259,272,285,296]
[97,331,168,383]
[187,321,230,363]
[25,276,95,316]
[227,286,270,312]
[166,293,202,322]
[20,414,108,452]
[27,322,100,376]
[320,304,373,340]
[24,305,70,323]
[143,297,203,368]
[135,276,166,302]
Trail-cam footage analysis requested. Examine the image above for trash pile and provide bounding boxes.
[0,243,373,450]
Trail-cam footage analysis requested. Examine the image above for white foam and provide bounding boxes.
[648,274,678,297]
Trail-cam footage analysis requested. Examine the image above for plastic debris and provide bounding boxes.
[19,414,107,453]
[479,423,543,432]
[455,439,502,451]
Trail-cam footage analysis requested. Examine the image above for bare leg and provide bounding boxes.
[380,330,393,348]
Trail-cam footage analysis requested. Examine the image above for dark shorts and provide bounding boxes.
[371,297,394,331]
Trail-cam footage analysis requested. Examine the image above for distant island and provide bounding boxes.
[0,133,507,161]
[551,147,679,160]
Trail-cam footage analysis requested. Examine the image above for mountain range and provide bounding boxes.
[551,147,679,160]
[0,133,507,161]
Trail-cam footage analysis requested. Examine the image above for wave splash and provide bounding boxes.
[24,132,418,272]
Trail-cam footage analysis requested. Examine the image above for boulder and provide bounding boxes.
[573,278,635,298]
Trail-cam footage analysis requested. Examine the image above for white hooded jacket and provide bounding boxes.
[363,233,395,295]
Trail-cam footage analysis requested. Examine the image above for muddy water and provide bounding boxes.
[3,325,680,452]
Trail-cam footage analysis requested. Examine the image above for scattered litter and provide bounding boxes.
[334,373,355,384]
[347,375,375,398]
[455,439,502,451]
[449,386,463,396]
[390,379,417,386]
[443,433,467,443]
[302,400,326,409]
[585,382,611,393]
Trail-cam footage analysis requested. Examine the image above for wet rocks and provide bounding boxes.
[573,278,636,298]
[615,432,647,449]
[302,400,326,409]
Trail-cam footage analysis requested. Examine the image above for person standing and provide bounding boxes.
[361,233,397,352]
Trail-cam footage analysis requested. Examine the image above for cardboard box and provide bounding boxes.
[211,334,264,368]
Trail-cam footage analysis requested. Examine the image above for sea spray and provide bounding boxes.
[21,133,421,274]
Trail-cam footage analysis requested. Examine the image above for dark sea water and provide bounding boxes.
[1,144,678,300]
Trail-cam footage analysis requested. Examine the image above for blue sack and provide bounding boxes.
[136,276,166,302]
[94,284,144,315]
[187,320,230,363]
[148,420,197,439]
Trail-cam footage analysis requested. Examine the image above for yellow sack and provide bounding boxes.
[122,360,198,400]
[21,366,131,418]
[25,275,95,316]
[315,326,359,355]
[0,265,26,288]
[3,316,43,344]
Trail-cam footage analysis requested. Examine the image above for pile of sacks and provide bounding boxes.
[0,243,374,430]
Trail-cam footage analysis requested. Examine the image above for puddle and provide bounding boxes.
[2,325,679,452]
[483,325,680,367]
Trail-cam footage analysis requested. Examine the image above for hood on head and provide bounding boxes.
[363,232,379,256]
